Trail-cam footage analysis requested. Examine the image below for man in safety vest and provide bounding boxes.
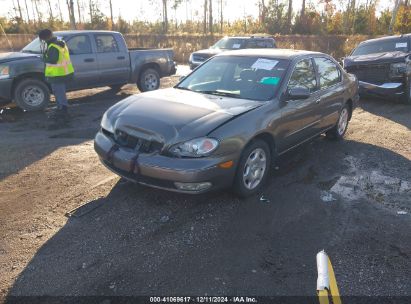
[38,29,74,119]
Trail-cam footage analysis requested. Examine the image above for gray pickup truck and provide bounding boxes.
[0,30,176,111]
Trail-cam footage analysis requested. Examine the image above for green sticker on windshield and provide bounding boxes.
[260,77,280,86]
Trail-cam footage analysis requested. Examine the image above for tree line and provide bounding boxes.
[0,0,409,36]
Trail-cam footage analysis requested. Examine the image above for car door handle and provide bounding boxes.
[315,98,321,104]
[117,56,125,60]
[84,58,95,62]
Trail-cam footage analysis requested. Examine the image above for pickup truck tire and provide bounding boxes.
[110,84,125,92]
[138,68,160,92]
[233,139,271,198]
[326,104,350,140]
[14,78,50,111]
[401,78,411,105]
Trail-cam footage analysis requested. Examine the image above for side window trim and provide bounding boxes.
[286,56,317,95]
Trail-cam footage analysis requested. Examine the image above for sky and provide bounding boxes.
[0,0,394,24]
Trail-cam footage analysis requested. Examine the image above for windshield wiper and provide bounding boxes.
[176,86,193,92]
[22,50,40,54]
[197,90,240,98]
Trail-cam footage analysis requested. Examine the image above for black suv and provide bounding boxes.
[343,34,411,104]
[189,36,277,70]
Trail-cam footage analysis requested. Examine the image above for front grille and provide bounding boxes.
[345,64,390,85]
[102,128,163,153]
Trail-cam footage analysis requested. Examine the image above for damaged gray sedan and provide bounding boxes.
[94,49,359,196]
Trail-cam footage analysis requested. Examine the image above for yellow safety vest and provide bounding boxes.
[45,43,74,78]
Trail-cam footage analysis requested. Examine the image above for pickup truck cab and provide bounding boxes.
[343,34,411,104]
[0,30,176,111]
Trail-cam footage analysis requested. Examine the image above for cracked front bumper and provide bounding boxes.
[359,81,404,97]
[94,130,237,194]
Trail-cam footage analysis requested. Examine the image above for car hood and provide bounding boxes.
[344,51,408,67]
[0,52,40,64]
[104,88,263,145]
[192,48,224,58]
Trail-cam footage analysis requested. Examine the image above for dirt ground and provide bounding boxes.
[0,70,410,301]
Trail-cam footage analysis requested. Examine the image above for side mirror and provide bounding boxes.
[287,87,310,100]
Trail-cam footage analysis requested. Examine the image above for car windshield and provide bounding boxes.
[352,39,409,56]
[211,38,245,50]
[21,38,45,54]
[176,55,290,101]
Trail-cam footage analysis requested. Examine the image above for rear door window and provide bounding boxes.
[94,34,119,53]
[314,57,341,90]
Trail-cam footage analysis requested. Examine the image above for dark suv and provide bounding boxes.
[343,34,411,104]
[189,36,277,70]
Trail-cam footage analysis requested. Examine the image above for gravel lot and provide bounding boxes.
[0,67,410,300]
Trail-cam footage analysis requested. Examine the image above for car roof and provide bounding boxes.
[54,30,120,36]
[359,34,411,45]
[222,36,274,40]
[215,48,323,59]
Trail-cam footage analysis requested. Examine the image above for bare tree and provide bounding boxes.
[109,0,114,29]
[24,0,31,23]
[301,0,305,18]
[67,0,77,29]
[162,0,168,32]
[203,0,208,33]
[209,0,213,34]
[32,0,41,23]
[77,0,82,23]
[389,0,401,34]
[287,0,292,33]
[46,0,54,20]
[57,0,64,21]
[220,0,223,33]
[16,0,24,21]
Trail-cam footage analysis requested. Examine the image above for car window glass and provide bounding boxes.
[314,57,341,89]
[288,59,317,92]
[67,35,92,54]
[177,56,290,101]
[95,34,119,53]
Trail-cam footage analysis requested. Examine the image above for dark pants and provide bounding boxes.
[50,82,68,109]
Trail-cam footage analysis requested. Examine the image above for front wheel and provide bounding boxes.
[401,78,411,105]
[326,104,350,140]
[233,139,271,197]
[137,68,160,92]
[14,78,50,111]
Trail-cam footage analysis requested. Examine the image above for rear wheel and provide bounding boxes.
[137,68,160,92]
[233,139,271,197]
[109,84,125,92]
[326,104,350,140]
[14,78,50,111]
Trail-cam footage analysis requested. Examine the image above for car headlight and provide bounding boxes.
[170,137,219,157]
[101,112,114,133]
[390,62,407,75]
[0,65,10,79]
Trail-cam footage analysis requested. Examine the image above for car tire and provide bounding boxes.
[401,78,411,105]
[137,68,160,92]
[233,139,271,198]
[14,78,50,111]
[326,104,350,140]
[109,84,125,92]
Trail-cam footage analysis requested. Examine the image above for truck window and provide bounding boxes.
[245,40,274,48]
[95,34,119,53]
[352,39,409,56]
[288,58,317,92]
[314,57,341,89]
[67,35,92,54]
